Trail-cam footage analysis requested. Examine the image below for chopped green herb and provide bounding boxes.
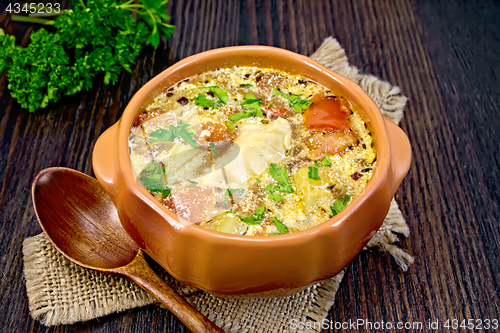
[269,193,283,201]
[272,216,289,234]
[244,84,253,89]
[226,121,235,130]
[269,163,294,193]
[308,155,331,180]
[229,111,255,122]
[272,87,312,113]
[149,128,173,143]
[237,206,266,225]
[223,188,246,207]
[265,184,278,192]
[330,195,352,216]
[307,166,321,180]
[140,161,171,197]
[267,102,274,107]
[148,120,198,148]
[268,233,280,235]
[240,93,263,117]
[209,142,216,156]
[187,182,198,187]
[227,93,264,128]
[193,93,223,109]
[199,86,229,104]
[255,178,261,183]
[316,154,331,167]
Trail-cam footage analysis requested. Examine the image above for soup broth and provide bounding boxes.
[129,66,376,235]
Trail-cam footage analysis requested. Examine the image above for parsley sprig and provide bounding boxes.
[140,161,171,197]
[266,163,294,201]
[223,188,246,207]
[307,155,331,180]
[272,87,312,113]
[209,142,216,156]
[148,120,198,148]
[330,195,352,216]
[199,86,229,103]
[193,94,223,109]
[117,0,175,47]
[236,206,266,225]
[271,216,289,234]
[194,86,229,109]
[0,0,175,113]
[226,93,264,130]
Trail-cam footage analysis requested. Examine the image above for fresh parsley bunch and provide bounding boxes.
[0,0,175,113]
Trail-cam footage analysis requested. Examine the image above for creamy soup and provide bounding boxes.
[129,66,376,235]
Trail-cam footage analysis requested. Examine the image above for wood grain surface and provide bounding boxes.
[1,0,499,332]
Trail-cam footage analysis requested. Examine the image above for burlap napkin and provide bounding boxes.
[23,37,413,332]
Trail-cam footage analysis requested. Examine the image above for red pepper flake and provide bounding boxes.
[351,172,362,180]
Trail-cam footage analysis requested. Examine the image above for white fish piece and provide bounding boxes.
[197,144,250,190]
[141,112,179,135]
[235,117,292,176]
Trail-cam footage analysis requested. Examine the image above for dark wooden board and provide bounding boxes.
[1,0,499,332]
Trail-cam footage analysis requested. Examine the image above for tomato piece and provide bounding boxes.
[201,122,233,142]
[262,105,287,119]
[309,131,358,159]
[303,95,351,131]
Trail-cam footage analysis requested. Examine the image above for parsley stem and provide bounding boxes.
[125,8,142,14]
[11,15,54,25]
[145,8,157,26]
[28,11,66,18]
[122,5,147,8]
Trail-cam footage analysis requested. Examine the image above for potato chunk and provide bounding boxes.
[302,187,334,213]
[293,167,331,192]
[203,213,248,235]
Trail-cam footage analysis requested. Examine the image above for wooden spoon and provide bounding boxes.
[32,167,224,333]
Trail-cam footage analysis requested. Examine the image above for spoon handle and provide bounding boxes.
[114,251,225,333]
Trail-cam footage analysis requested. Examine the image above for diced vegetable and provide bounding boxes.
[302,187,333,212]
[308,131,357,159]
[201,122,233,142]
[293,167,330,192]
[206,213,247,234]
[165,187,215,223]
[303,95,351,131]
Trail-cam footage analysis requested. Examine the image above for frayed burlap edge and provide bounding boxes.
[23,37,412,332]
[310,36,408,125]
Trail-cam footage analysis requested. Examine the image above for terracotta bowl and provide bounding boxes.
[93,46,411,296]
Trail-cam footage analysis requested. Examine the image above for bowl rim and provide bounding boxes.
[116,45,390,243]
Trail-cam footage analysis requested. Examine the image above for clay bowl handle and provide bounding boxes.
[113,251,224,333]
[93,123,121,199]
[383,117,412,194]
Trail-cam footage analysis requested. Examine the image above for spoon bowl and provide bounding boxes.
[32,167,223,333]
